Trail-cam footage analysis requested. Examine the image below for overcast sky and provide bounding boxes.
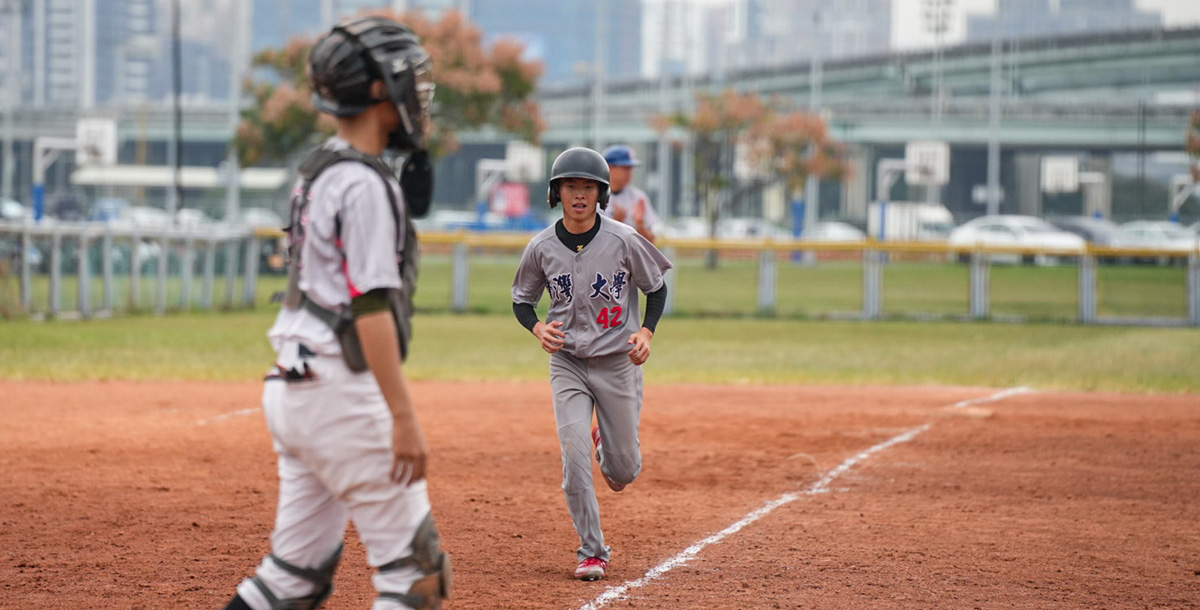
[892,0,1200,50]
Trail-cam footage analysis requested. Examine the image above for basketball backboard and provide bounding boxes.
[905,141,949,186]
[76,119,118,166]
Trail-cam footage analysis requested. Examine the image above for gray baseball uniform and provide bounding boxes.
[512,216,672,563]
[600,183,662,233]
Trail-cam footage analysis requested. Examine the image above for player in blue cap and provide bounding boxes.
[600,145,662,244]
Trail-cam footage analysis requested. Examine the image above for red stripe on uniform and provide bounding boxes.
[338,237,364,298]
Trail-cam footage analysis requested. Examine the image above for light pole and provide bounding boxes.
[1,0,22,203]
[591,3,607,150]
[922,0,953,204]
[801,7,822,263]
[986,34,1003,216]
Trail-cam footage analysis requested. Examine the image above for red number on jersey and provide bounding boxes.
[596,306,624,329]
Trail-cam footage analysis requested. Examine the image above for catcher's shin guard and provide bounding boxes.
[250,543,343,610]
[377,513,453,610]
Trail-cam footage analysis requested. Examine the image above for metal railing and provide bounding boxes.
[0,220,265,318]
[3,222,1198,327]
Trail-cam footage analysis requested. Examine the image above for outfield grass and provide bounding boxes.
[7,255,1191,322]
[1,309,1197,393]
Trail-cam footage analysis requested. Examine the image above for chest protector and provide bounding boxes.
[282,147,419,370]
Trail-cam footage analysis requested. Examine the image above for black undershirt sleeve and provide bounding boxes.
[642,284,667,333]
[513,302,540,333]
[350,288,390,318]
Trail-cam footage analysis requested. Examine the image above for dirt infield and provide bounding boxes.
[2,380,1197,609]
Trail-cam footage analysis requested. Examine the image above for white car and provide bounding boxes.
[948,215,1085,265]
[175,208,213,229]
[1111,221,1198,264]
[1,199,27,222]
[805,221,866,242]
[717,217,791,240]
[237,207,287,230]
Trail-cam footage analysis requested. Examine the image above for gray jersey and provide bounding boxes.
[600,184,661,232]
[512,216,672,359]
[268,137,405,360]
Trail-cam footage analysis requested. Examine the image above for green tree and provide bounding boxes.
[235,9,545,167]
[655,89,847,268]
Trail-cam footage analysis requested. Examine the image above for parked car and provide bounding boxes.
[716,217,791,240]
[127,206,172,229]
[1111,221,1198,265]
[948,215,1085,265]
[175,208,213,229]
[1047,215,1119,246]
[1,199,27,222]
[89,197,132,223]
[237,207,287,231]
[660,217,709,240]
[805,221,867,242]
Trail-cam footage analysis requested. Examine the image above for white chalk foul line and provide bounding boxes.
[196,407,259,426]
[575,386,1034,610]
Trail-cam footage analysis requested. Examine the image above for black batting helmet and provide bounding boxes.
[547,147,611,209]
[309,16,434,153]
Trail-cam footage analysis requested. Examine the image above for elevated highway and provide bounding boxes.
[533,26,1200,150]
[3,27,1199,219]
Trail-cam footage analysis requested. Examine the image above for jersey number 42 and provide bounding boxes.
[596,306,624,329]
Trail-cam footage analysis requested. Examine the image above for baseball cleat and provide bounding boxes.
[575,557,608,581]
[591,425,626,492]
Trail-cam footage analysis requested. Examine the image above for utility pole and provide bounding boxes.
[802,7,822,257]
[2,0,22,203]
[168,0,182,219]
[923,0,953,204]
[986,35,1002,216]
[591,3,606,149]
[224,0,251,225]
[656,0,672,218]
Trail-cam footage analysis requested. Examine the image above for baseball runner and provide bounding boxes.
[511,147,673,581]
[218,17,450,610]
[599,145,662,244]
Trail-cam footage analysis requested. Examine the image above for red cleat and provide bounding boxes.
[575,557,608,581]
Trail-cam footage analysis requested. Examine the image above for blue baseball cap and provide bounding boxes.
[602,145,641,167]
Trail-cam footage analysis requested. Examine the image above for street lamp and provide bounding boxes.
[1,0,24,203]
[921,0,954,204]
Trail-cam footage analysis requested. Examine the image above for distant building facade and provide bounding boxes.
[966,0,1161,43]
[715,0,893,77]
[469,0,642,86]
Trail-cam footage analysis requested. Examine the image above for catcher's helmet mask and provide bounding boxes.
[309,16,435,153]
[548,148,611,210]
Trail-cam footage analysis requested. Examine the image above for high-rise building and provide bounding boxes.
[717,0,892,76]
[966,0,1161,43]
[470,0,642,86]
[95,0,158,105]
[251,0,465,54]
[4,0,168,108]
[641,0,708,79]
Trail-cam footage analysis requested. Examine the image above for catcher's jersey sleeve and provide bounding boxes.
[268,138,405,359]
[512,218,672,359]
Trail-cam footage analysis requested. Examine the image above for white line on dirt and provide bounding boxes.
[196,407,259,426]
[574,386,1034,610]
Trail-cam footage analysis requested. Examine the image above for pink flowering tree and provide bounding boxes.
[235,9,545,166]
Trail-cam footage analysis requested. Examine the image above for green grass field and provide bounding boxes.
[7,254,1193,322]
[1,308,1197,393]
[4,252,1197,393]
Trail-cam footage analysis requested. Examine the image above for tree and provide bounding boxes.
[655,89,848,268]
[235,9,545,167]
